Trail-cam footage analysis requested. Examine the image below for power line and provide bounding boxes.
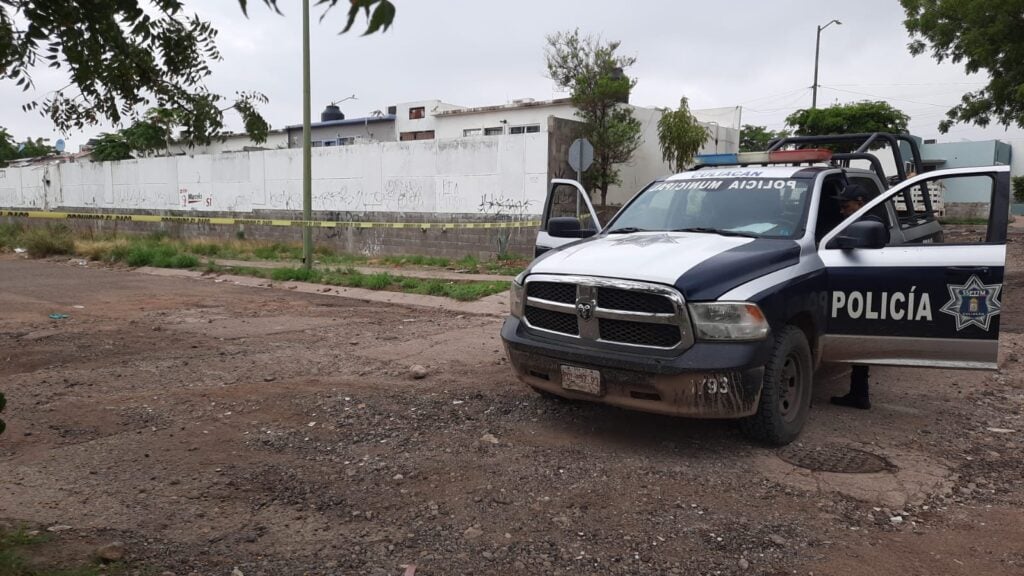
[826,82,986,87]
[738,86,810,106]
[818,85,955,108]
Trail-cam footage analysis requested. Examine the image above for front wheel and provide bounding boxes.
[739,326,812,446]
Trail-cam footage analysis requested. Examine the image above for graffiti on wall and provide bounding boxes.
[0,138,550,216]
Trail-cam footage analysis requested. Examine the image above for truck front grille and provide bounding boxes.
[599,319,681,348]
[597,287,675,313]
[521,275,693,351]
[525,307,579,336]
[527,281,576,304]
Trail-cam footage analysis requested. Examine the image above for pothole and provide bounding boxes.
[777,444,897,474]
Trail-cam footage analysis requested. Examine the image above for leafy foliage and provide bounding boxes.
[90,133,133,162]
[739,124,790,152]
[0,127,56,164]
[1,1,393,145]
[656,97,708,172]
[901,0,1024,133]
[546,29,643,207]
[1012,175,1024,204]
[785,101,910,137]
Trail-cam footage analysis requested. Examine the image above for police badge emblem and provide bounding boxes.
[939,275,1002,331]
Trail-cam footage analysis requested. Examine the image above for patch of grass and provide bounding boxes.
[75,238,131,262]
[185,241,222,257]
[0,527,49,548]
[23,224,75,258]
[220,265,506,301]
[363,272,394,290]
[270,267,323,282]
[0,525,125,576]
[380,254,451,267]
[454,255,479,269]
[940,217,989,226]
[445,281,509,301]
[0,223,24,250]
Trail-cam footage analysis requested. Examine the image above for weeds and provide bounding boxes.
[0,223,24,249]
[4,228,518,300]
[23,224,74,258]
[248,266,506,301]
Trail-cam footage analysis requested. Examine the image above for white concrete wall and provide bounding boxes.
[3,134,548,216]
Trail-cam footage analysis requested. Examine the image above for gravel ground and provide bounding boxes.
[1,234,1022,576]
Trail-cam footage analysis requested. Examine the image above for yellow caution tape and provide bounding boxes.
[1,210,540,230]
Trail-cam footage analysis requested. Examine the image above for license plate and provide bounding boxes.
[560,365,602,395]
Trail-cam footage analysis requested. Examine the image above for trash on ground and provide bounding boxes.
[48,313,70,320]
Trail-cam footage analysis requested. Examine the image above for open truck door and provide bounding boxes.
[819,165,1010,369]
[535,179,601,258]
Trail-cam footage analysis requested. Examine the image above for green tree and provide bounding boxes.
[901,0,1024,133]
[90,133,133,162]
[1012,175,1024,204]
[785,101,910,136]
[0,127,56,165]
[546,29,643,207]
[1,1,394,145]
[740,125,790,152]
[656,97,708,172]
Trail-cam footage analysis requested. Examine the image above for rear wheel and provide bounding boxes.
[740,326,812,446]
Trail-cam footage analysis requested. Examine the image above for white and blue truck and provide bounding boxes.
[502,133,1010,445]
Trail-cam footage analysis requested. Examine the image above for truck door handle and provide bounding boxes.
[947,266,989,275]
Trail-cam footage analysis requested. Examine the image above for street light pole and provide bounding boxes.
[301,0,313,270]
[812,19,841,109]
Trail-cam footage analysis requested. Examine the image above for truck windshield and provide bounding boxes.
[606,177,812,239]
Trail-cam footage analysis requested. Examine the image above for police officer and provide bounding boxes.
[830,183,877,410]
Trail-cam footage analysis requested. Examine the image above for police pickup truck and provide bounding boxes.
[502,134,1010,445]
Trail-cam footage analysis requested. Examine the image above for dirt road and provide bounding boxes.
[1,246,1022,575]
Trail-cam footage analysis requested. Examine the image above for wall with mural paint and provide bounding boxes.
[0,133,548,218]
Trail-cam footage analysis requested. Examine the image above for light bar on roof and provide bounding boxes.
[695,149,832,167]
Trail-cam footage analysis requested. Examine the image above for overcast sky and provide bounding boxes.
[4,0,1023,151]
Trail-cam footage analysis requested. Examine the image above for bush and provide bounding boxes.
[22,224,74,258]
[0,223,24,250]
[1013,175,1024,204]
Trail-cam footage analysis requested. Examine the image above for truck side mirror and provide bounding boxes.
[547,217,597,239]
[828,220,888,250]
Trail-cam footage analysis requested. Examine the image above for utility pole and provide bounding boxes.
[301,0,313,270]
[812,19,841,109]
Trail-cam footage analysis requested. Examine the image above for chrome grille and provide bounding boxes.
[599,319,681,348]
[521,275,693,351]
[598,287,675,313]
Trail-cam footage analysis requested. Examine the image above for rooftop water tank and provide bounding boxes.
[321,104,345,122]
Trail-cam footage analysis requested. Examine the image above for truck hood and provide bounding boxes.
[529,232,801,301]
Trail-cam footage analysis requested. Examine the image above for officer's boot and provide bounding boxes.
[830,366,871,410]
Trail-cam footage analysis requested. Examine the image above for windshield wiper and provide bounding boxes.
[606,227,648,234]
[671,227,758,238]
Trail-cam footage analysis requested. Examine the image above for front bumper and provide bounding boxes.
[501,316,770,418]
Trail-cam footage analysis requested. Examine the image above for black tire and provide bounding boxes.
[740,325,813,446]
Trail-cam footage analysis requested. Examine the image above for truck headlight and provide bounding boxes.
[510,273,526,317]
[688,302,768,341]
